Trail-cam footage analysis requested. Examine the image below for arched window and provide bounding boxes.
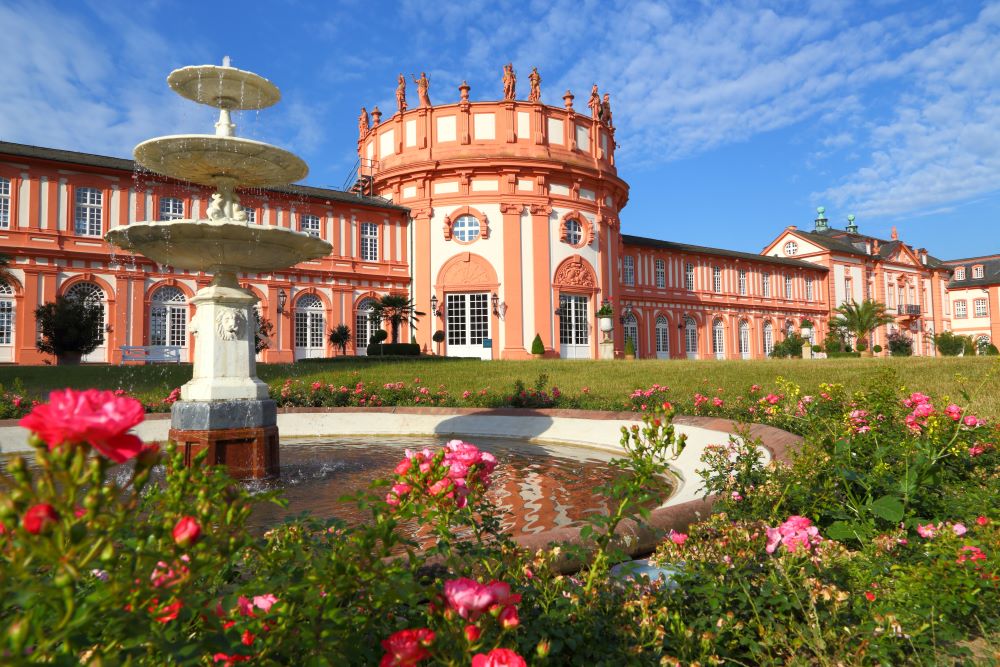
[712,318,725,360]
[150,286,187,347]
[655,316,669,359]
[684,316,698,359]
[763,321,774,356]
[564,219,582,246]
[65,282,105,335]
[294,294,325,359]
[0,283,13,348]
[623,314,639,356]
[355,297,378,355]
[738,320,750,359]
[452,214,481,242]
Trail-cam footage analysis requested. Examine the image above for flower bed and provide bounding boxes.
[1,370,997,663]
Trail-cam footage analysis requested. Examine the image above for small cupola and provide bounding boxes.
[846,214,858,234]
[814,206,828,231]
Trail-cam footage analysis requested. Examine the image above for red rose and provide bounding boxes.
[23,503,59,534]
[464,624,481,643]
[172,516,201,547]
[380,628,434,666]
[471,648,528,667]
[18,388,146,463]
[499,605,520,629]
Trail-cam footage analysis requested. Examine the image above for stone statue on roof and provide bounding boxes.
[587,84,600,120]
[601,93,613,128]
[412,72,431,107]
[358,106,369,139]
[503,63,516,100]
[396,74,407,113]
[528,67,541,103]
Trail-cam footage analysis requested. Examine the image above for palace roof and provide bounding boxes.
[943,254,1000,288]
[0,141,408,212]
[623,234,827,270]
[797,227,947,268]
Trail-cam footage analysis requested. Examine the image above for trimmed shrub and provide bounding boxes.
[856,342,867,352]
[530,334,544,355]
[367,343,420,356]
[932,331,970,356]
[770,334,806,358]
[35,296,104,361]
[887,331,913,356]
[432,330,445,344]
[624,338,636,357]
[872,344,883,354]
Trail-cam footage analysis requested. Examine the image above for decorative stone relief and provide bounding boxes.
[215,308,246,341]
[554,256,597,289]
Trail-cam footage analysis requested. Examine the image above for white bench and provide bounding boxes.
[119,346,182,364]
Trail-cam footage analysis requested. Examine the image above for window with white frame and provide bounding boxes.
[623,256,635,286]
[360,222,379,261]
[845,276,853,302]
[300,213,321,237]
[738,320,750,359]
[784,240,798,256]
[453,214,481,242]
[973,265,984,279]
[74,187,102,236]
[974,298,988,318]
[655,316,669,356]
[762,272,771,297]
[149,286,187,347]
[684,263,694,290]
[712,318,725,359]
[785,274,793,299]
[159,197,184,220]
[655,259,665,289]
[563,218,582,246]
[243,206,256,223]
[954,300,967,318]
[0,177,10,229]
[763,321,774,356]
[955,267,965,280]
[738,269,747,296]
[805,277,814,301]
[712,266,722,293]
[684,316,698,358]
[0,284,13,345]
[65,282,105,338]
[294,294,325,350]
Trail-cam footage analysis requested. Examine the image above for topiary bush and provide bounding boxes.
[367,343,420,356]
[624,338,636,357]
[770,333,806,358]
[530,334,544,356]
[872,344,883,354]
[34,297,104,364]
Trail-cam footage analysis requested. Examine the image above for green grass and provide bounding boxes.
[2,356,999,418]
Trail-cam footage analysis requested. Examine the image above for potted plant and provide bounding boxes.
[530,334,545,359]
[432,329,445,355]
[799,318,813,340]
[35,296,104,366]
[624,338,636,360]
[596,300,615,337]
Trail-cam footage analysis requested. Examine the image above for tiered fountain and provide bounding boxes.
[106,58,331,478]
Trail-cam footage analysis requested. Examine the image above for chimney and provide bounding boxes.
[846,214,858,234]
[919,248,928,265]
[873,239,880,254]
[814,206,828,231]
[891,226,898,240]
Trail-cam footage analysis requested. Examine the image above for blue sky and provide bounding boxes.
[2,0,997,260]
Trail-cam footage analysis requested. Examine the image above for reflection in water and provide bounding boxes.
[246,436,652,538]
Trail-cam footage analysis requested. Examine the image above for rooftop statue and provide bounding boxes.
[528,67,541,103]
[396,74,407,113]
[503,63,516,100]
[587,84,601,120]
[413,72,431,107]
[358,106,369,139]
[601,93,613,128]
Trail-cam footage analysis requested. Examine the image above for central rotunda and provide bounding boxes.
[357,69,629,360]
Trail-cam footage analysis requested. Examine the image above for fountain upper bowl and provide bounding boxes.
[167,65,281,110]
[134,135,308,189]
[105,220,332,274]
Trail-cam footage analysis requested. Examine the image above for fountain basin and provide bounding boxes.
[106,220,331,274]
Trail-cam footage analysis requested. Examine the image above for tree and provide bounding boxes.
[329,324,351,356]
[35,297,104,364]
[0,254,15,288]
[369,295,424,344]
[829,300,895,358]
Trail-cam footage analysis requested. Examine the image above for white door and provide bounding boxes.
[294,294,325,360]
[622,313,638,358]
[559,295,590,359]
[65,282,107,363]
[713,319,725,360]
[446,292,491,359]
[655,316,669,359]
[739,320,751,360]
[355,298,377,356]
[0,284,13,362]
[684,317,698,359]
[150,286,189,362]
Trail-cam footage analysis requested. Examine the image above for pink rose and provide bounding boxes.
[471,648,528,667]
[252,594,278,613]
[443,578,497,620]
[916,523,937,539]
[484,580,521,608]
[19,388,146,463]
[669,531,688,546]
[977,516,989,526]
[172,516,201,547]
[712,397,724,408]
[499,604,520,629]
[963,415,982,428]
[945,404,962,421]
[912,403,934,418]
[952,523,967,536]
[380,628,434,667]
[23,503,59,534]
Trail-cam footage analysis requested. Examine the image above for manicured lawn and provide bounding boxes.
[2,356,998,418]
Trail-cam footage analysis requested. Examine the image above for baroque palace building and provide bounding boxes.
[0,68,989,365]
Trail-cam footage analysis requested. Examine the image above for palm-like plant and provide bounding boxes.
[328,323,351,355]
[0,254,14,288]
[830,299,895,357]
[369,295,424,344]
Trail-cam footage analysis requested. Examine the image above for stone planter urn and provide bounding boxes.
[800,326,813,339]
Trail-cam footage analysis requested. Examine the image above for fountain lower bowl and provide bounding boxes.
[105,220,332,273]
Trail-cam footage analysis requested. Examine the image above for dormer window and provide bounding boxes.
[972,265,984,279]
[955,267,966,280]
[783,241,798,256]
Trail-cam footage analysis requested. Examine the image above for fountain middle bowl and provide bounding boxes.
[105,220,332,274]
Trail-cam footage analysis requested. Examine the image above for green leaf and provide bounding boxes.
[869,495,904,523]
[824,521,857,541]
